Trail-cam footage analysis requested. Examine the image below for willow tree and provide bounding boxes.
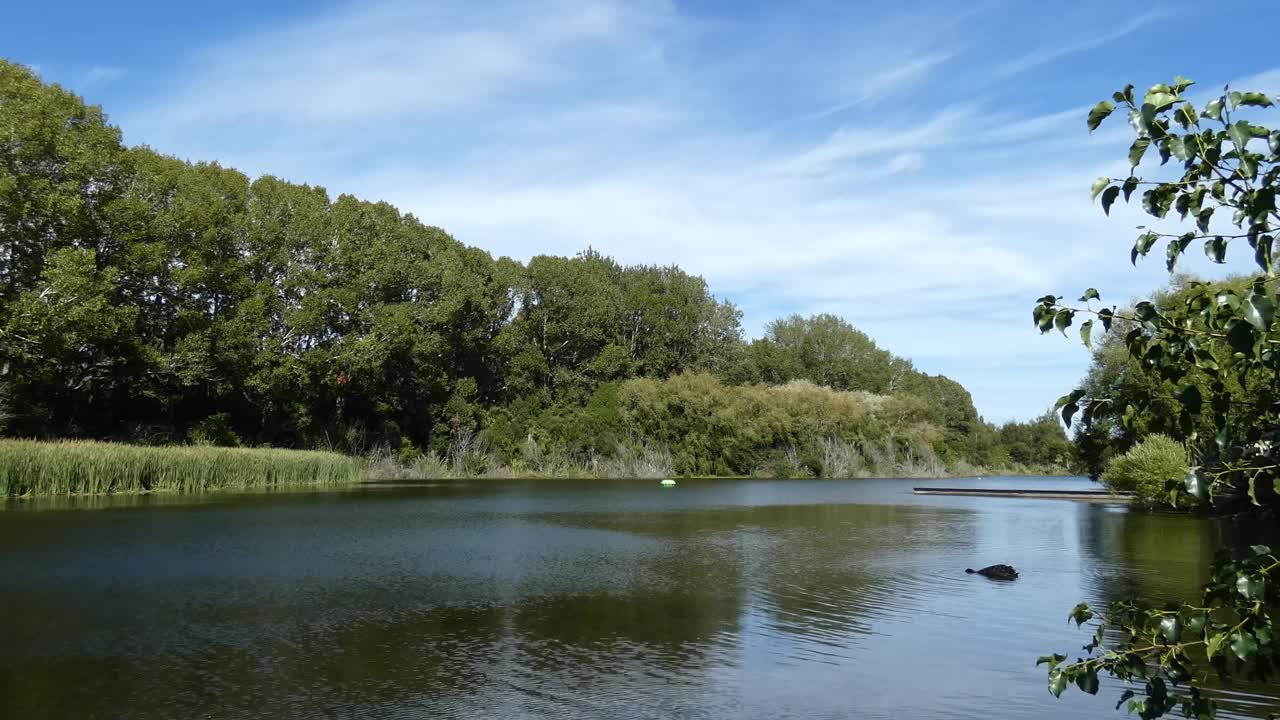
[1034,77,1279,719]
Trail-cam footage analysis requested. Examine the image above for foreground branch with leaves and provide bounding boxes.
[1034,77,1279,719]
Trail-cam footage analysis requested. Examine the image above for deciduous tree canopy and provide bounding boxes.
[0,60,1068,475]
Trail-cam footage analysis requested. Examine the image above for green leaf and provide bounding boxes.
[1176,384,1202,415]
[1255,235,1274,273]
[1237,91,1274,108]
[1037,653,1067,669]
[1167,232,1194,271]
[1230,631,1259,661]
[1143,87,1179,110]
[1080,319,1094,350]
[1128,137,1151,167]
[1101,186,1120,215]
[1098,307,1114,332]
[1228,320,1256,356]
[1241,153,1258,180]
[1068,602,1093,627]
[1075,669,1099,695]
[1054,308,1074,336]
[1160,616,1183,643]
[1204,97,1224,120]
[1088,100,1115,132]
[1168,135,1194,162]
[1090,177,1111,202]
[1132,231,1159,265]
[1206,631,1228,659]
[1205,236,1228,263]
[1185,613,1207,638]
[1079,288,1100,302]
[1174,102,1198,128]
[1048,668,1068,698]
[1229,120,1253,151]
[1237,574,1266,600]
[1244,292,1275,332]
[1122,176,1140,202]
[1061,402,1079,428]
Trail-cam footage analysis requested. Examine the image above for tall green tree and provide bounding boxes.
[1036,77,1279,719]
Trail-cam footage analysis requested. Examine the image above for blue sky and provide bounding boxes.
[5,0,1279,422]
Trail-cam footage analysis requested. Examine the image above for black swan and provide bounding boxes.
[966,564,1019,581]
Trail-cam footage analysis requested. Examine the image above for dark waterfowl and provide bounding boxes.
[966,564,1019,581]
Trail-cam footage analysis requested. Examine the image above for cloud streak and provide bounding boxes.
[99,0,1277,422]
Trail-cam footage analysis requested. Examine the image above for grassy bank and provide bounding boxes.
[0,440,363,497]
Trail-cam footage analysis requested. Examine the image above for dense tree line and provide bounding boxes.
[0,61,1071,473]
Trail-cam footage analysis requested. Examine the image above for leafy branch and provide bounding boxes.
[1038,76,1280,720]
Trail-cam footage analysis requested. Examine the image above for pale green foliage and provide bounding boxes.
[1099,434,1187,506]
[620,373,943,477]
[0,440,362,496]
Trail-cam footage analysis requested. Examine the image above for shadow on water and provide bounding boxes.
[0,477,1275,719]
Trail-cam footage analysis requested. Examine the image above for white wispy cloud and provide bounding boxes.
[992,9,1170,79]
[82,65,124,86]
[101,0,1272,422]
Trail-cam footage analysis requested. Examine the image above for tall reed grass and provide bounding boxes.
[0,439,364,497]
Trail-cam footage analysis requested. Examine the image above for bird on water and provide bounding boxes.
[966,564,1019,581]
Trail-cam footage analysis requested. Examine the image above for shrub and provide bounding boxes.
[1100,434,1187,506]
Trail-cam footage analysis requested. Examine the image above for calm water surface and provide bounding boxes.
[1,476,1277,719]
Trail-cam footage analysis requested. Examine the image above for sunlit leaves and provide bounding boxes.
[1144,84,1180,111]
[1130,137,1152,167]
[1233,91,1273,109]
[1047,668,1068,698]
[1243,291,1275,331]
[1068,603,1094,627]
[1088,101,1115,132]
[1054,308,1074,335]
[1132,231,1159,265]
[1228,120,1254,152]
[1204,236,1227,263]
[1091,177,1111,202]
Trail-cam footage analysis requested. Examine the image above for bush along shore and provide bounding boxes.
[0,440,363,497]
[364,376,1076,482]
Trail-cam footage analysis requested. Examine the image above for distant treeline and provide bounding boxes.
[0,60,1075,476]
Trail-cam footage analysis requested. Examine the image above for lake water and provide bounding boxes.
[1,476,1276,719]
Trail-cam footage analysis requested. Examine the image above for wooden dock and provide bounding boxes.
[912,487,1132,502]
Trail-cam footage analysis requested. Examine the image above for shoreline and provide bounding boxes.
[5,471,1087,503]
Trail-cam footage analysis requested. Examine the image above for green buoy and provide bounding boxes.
[660,479,676,487]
